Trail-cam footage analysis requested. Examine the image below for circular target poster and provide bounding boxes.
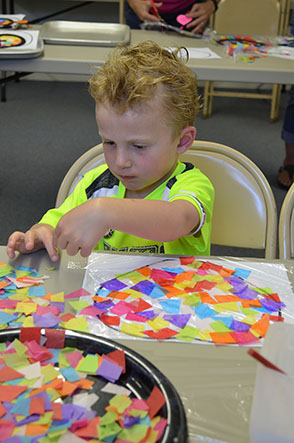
[0,33,26,48]
[0,30,41,55]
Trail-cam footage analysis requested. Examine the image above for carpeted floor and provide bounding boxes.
[1,0,290,257]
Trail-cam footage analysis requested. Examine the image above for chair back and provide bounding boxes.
[55,144,105,208]
[55,141,277,259]
[279,182,294,259]
[214,0,280,36]
[180,141,277,258]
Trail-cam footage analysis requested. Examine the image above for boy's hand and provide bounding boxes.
[53,200,108,258]
[185,1,215,34]
[6,224,59,262]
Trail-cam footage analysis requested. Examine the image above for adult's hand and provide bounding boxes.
[185,1,216,34]
[127,0,163,22]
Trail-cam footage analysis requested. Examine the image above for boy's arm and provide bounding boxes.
[6,224,59,262]
[53,197,200,257]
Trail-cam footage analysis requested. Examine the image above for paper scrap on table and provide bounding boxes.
[172,47,222,59]
[267,47,294,60]
[0,334,168,441]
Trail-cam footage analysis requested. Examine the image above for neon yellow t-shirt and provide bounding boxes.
[40,161,214,255]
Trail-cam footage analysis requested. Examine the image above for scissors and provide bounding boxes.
[150,0,166,23]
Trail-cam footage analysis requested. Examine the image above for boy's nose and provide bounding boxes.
[115,147,132,169]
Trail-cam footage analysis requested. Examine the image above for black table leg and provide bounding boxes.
[2,0,7,14]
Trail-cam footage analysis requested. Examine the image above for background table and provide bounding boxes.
[2,246,294,442]
[1,29,294,84]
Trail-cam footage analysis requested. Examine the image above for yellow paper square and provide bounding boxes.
[50,292,64,302]
[121,322,145,337]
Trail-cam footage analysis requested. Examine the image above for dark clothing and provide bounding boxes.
[124,0,206,29]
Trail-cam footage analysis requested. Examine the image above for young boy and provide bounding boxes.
[6,41,214,262]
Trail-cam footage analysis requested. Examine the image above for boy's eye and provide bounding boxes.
[103,140,115,146]
[133,144,145,149]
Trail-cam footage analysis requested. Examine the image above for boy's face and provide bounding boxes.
[96,98,190,198]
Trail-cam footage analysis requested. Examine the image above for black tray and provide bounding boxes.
[0,328,188,443]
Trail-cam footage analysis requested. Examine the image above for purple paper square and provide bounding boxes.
[138,310,157,319]
[101,278,127,291]
[163,314,191,329]
[131,280,155,295]
[230,319,251,332]
[32,312,61,327]
[97,358,123,382]
[50,301,65,313]
[123,415,141,428]
[234,287,258,300]
[260,298,284,312]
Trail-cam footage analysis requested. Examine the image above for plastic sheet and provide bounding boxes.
[81,253,294,345]
[5,248,294,442]
[250,323,294,442]
[207,29,294,61]
[68,253,294,442]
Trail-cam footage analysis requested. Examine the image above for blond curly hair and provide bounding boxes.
[89,40,200,136]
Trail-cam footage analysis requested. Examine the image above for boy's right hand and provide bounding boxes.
[6,224,59,262]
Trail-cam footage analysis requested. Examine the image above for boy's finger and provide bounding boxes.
[6,233,25,258]
[6,246,16,259]
[24,230,36,250]
[42,232,59,262]
[80,245,92,258]
[66,243,80,256]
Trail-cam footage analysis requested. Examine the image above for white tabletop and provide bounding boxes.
[2,247,294,442]
[1,29,294,84]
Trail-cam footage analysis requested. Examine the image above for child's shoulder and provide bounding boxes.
[173,161,212,183]
[83,164,120,199]
[171,161,214,193]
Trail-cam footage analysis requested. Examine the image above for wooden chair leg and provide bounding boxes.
[270,84,282,123]
[202,80,214,119]
[119,0,125,23]
[208,81,214,116]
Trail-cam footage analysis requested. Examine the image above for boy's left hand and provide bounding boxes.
[53,200,108,257]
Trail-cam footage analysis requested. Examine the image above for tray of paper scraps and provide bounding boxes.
[0,327,187,442]
[40,20,130,46]
[0,29,43,58]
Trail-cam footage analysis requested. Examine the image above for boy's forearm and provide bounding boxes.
[98,197,200,242]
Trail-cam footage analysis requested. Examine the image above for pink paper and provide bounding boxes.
[176,14,192,26]
[64,288,91,299]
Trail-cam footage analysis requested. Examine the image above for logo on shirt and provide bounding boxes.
[103,241,165,254]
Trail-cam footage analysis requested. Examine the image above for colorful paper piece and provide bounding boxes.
[0,259,288,345]
[92,258,287,345]
[0,332,167,441]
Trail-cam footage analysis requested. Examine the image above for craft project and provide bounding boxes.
[0,33,25,48]
[0,258,292,346]
[140,20,202,38]
[92,257,288,345]
[0,14,27,30]
[0,328,187,442]
[0,29,41,55]
[209,32,294,62]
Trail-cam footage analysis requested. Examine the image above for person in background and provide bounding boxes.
[277,10,294,189]
[278,86,294,189]
[124,0,219,34]
[6,41,214,261]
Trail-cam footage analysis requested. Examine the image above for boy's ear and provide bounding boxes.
[176,126,197,154]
